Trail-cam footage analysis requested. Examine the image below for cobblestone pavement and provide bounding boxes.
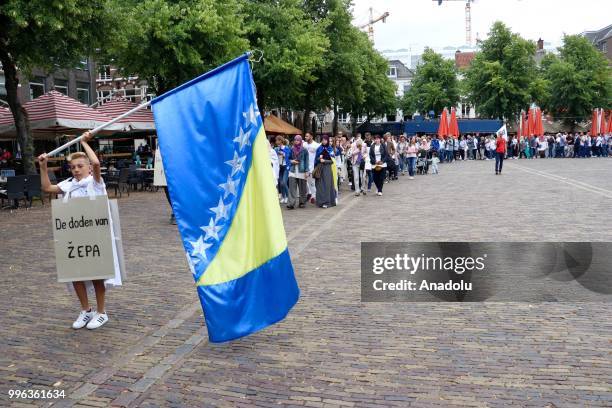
[1,157,611,407]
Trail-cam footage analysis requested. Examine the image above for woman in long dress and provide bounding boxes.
[314,135,337,209]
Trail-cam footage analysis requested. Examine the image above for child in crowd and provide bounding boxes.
[431,151,440,174]
[38,131,121,330]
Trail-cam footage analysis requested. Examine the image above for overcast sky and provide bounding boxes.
[351,0,611,53]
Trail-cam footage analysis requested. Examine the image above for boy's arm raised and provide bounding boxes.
[37,154,61,194]
[81,131,102,183]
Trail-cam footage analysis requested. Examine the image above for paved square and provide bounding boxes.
[1,158,611,407]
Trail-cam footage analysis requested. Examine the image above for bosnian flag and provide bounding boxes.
[496,124,508,141]
[151,54,300,342]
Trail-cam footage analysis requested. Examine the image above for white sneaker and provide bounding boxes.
[409,176,414,180]
[86,312,109,330]
[377,192,382,196]
[72,310,94,329]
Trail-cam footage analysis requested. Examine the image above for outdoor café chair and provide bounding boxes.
[106,168,130,198]
[0,175,27,210]
[25,174,43,207]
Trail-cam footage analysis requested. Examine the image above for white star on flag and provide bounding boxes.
[225,151,246,177]
[189,236,212,261]
[243,103,260,127]
[210,197,230,221]
[233,127,251,151]
[201,218,223,241]
[219,175,238,199]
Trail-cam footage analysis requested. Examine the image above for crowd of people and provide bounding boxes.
[269,130,612,208]
[435,132,612,161]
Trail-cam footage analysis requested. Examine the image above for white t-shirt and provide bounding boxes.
[303,141,320,172]
[58,175,107,199]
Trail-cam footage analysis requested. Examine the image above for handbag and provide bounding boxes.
[312,163,323,179]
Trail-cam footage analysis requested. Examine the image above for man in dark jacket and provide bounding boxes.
[369,134,388,196]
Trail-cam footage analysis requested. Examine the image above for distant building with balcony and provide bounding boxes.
[94,64,154,106]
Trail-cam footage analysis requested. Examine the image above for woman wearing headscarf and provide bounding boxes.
[314,135,337,208]
[286,135,309,209]
[369,134,388,196]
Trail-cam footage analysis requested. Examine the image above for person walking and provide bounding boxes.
[350,138,367,196]
[286,135,309,209]
[369,134,388,196]
[303,132,320,204]
[406,137,418,180]
[495,133,506,175]
[314,135,337,208]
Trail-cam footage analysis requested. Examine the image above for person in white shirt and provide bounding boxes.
[269,136,279,184]
[38,131,120,330]
[537,136,548,158]
[302,132,320,204]
[349,138,367,196]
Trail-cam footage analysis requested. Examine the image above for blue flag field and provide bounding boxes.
[151,54,300,343]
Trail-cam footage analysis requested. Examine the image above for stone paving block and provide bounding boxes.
[2,160,612,407]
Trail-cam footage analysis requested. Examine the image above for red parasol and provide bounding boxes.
[527,107,535,137]
[437,108,449,138]
[536,107,544,136]
[448,107,459,138]
[599,108,606,136]
[590,109,598,136]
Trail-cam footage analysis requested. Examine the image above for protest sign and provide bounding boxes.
[51,196,116,282]
[153,148,167,186]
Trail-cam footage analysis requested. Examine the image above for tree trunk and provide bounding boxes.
[0,49,35,174]
[351,111,358,135]
[332,98,338,137]
[302,88,313,135]
[256,86,265,118]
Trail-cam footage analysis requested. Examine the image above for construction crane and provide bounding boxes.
[434,0,475,47]
[358,7,390,42]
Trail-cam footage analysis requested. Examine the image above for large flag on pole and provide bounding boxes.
[151,54,299,342]
[496,124,508,141]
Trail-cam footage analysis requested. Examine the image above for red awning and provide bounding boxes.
[95,97,155,131]
[0,91,124,137]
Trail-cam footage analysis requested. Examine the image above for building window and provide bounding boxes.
[462,104,471,117]
[78,58,89,70]
[76,82,90,105]
[387,66,397,77]
[602,42,608,53]
[99,65,112,81]
[338,112,350,124]
[54,78,68,95]
[97,90,112,104]
[0,74,6,103]
[124,88,136,100]
[29,76,46,100]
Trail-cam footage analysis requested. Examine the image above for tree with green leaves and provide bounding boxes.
[241,0,329,114]
[347,32,397,129]
[464,21,538,120]
[400,48,459,117]
[0,0,114,174]
[542,35,611,128]
[105,0,248,96]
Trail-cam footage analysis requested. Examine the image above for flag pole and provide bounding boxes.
[46,99,153,157]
